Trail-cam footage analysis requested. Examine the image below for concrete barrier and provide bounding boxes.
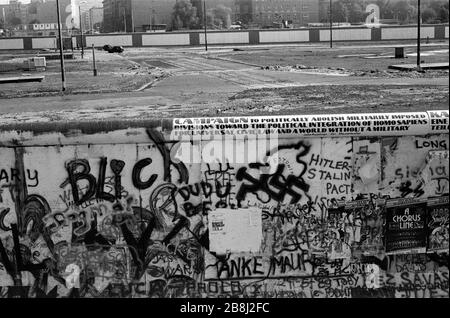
[0,38,24,50]
[1,24,447,51]
[199,31,249,45]
[85,34,133,47]
[0,110,448,298]
[32,37,56,50]
[260,30,309,43]
[142,33,190,46]
[381,26,435,40]
[320,28,372,41]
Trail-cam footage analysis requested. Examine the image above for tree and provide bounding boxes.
[435,1,449,22]
[391,0,415,23]
[331,1,348,23]
[191,0,204,26]
[8,16,22,26]
[171,0,198,30]
[346,1,368,23]
[206,5,232,29]
[29,19,41,24]
[375,0,395,19]
[214,5,232,28]
[173,15,183,30]
[422,7,437,23]
[206,9,216,28]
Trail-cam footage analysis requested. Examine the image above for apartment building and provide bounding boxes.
[102,0,176,33]
[234,0,321,27]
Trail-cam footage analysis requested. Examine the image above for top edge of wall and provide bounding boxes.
[0,110,448,147]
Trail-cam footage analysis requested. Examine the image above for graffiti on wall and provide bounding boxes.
[0,112,449,298]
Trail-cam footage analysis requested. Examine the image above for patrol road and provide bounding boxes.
[0,42,448,123]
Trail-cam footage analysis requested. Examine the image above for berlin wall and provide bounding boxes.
[0,110,448,298]
[0,24,448,50]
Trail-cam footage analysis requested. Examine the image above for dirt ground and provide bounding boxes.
[0,49,165,98]
[0,82,447,125]
[216,84,449,116]
[0,42,448,123]
[1,41,448,99]
[217,42,449,78]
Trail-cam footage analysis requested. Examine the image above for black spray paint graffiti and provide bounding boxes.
[177,163,236,217]
[0,168,39,188]
[62,158,125,205]
[1,134,449,298]
[0,222,66,298]
[236,164,311,207]
[132,158,158,190]
[0,208,11,231]
[204,163,236,209]
[178,181,232,217]
[112,182,212,281]
[147,129,189,184]
[236,141,312,207]
[60,130,189,206]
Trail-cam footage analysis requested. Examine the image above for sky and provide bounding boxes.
[0,0,31,4]
[0,0,103,5]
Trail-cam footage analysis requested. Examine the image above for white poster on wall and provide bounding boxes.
[171,111,446,140]
[208,208,262,254]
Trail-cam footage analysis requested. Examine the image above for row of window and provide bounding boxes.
[255,6,310,10]
[252,13,310,18]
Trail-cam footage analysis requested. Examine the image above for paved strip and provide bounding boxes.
[0,75,44,83]
[388,62,449,70]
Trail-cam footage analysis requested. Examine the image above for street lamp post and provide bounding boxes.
[329,0,333,48]
[123,8,127,33]
[56,0,66,92]
[89,9,93,33]
[2,8,6,33]
[92,44,98,76]
[204,0,208,51]
[79,4,85,59]
[131,0,134,33]
[417,0,422,71]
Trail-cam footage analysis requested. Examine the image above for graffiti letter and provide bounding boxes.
[96,157,115,202]
[132,158,158,190]
[66,159,96,205]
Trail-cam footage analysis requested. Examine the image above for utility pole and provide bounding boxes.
[122,6,127,33]
[92,44,98,76]
[124,13,126,32]
[56,0,66,92]
[2,8,6,34]
[329,0,333,48]
[417,0,422,71]
[130,0,134,33]
[89,10,93,33]
[204,0,208,51]
[79,5,84,59]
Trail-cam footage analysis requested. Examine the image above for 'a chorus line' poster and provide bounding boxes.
[385,198,427,254]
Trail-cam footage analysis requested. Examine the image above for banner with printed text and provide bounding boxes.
[171,110,449,140]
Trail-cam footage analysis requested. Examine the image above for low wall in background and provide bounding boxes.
[0,38,24,50]
[0,24,448,51]
[0,110,448,298]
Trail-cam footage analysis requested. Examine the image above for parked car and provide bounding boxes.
[102,45,124,53]
[110,46,124,53]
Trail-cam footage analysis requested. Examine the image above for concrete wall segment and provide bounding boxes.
[0,110,448,298]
